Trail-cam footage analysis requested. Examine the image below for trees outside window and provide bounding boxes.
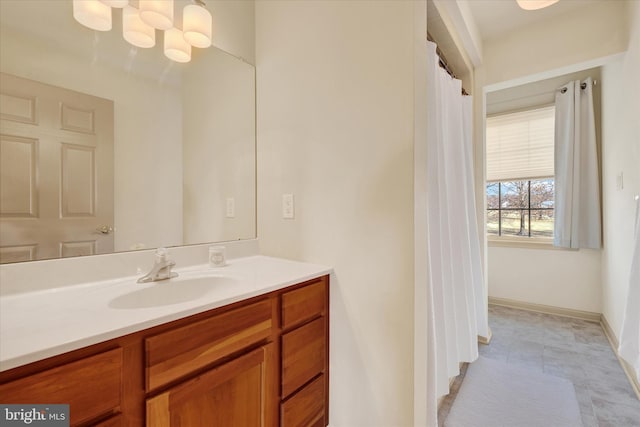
[487,178,554,238]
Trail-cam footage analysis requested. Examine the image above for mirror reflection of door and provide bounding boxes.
[0,72,114,263]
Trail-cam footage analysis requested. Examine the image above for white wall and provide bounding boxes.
[601,1,640,340]
[489,247,602,312]
[255,2,419,425]
[210,0,255,64]
[482,0,628,87]
[478,0,632,313]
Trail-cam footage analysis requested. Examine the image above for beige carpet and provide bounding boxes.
[445,356,583,427]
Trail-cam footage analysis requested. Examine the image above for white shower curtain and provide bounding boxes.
[619,197,640,382]
[554,78,601,249]
[424,41,488,425]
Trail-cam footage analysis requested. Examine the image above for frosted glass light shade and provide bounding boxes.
[123,6,155,48]
[164,28,191,63]
[100,0,128,7]
[73,0,112,31]
[516,0,559,10]
[139,0,174,30]
[183,4,212,48]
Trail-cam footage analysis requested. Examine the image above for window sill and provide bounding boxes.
[487,236,574,251]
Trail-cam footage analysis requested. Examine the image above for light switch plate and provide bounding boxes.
[226,197,235,218]
[616,172,624,191]
[282,194,294,219]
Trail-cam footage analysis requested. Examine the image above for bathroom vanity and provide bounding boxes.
[0,256,330,427]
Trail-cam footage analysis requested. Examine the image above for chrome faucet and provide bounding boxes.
[137,248,178,283]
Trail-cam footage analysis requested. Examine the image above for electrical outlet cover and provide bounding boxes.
[282,194,294,219]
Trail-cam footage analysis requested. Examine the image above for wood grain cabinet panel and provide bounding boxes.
[281,278,326,329]
[0,348,122,426]
[93,414,123,427]
[281,375,325,427]
[145,299,273,391]
[146,344,275,427]
[282,317,326,398]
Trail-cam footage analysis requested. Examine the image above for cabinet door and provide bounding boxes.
[147,344,275,427]
[0,348,122,426]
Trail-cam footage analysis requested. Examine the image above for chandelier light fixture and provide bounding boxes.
[516,0,560,10]
[164,27,192,63]
[101,0,128,7]
[72,0,213,63]
[183,1,212,48]
[122,5,155,48]
[139,0,174,30]
[72,0,112,32]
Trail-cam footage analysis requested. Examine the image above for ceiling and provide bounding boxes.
[464,0,602,41]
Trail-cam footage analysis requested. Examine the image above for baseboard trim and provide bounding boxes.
[600,314,640,400]
[437,362,466,410]
[600,313,620,348]
[478,327,492,345]
[488,296,601,323]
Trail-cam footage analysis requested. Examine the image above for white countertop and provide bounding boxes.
[0,255,332,372]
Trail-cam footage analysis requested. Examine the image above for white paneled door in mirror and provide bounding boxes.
[0,72,114,263]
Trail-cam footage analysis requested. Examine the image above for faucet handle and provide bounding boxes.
[155,247,169,262]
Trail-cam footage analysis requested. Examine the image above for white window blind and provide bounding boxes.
[486,105,555,182]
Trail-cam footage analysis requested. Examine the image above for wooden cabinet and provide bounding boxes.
[0,348,123,426]
[145,299,273,392]
[147,344,275,427]
[0,275,329,427]
[281,375,326,427]
[281,280,326,328]
[280,277,329,427]
[282,317,326,397]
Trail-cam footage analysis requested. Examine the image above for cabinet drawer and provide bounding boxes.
[146,299,273,391]
[282,317,326,397]
[281,374,325,427]
[0,348,122,426]
[281,278,326,329]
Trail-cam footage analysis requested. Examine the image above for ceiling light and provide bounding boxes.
[183,2,212,48]
[164,28,192,63]
[516,0,560,10]
[100,0,128,7]
[74,0,212,63]
[122,6,155,48]
[139,0,174,30]
[73,0,112,31]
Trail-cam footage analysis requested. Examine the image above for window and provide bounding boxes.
[487,179,554,237]
[486,106,555,239]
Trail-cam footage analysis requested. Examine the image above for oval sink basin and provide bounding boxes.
[108,275,238,309]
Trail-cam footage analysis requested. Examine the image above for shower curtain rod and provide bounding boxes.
[427,32,469,96]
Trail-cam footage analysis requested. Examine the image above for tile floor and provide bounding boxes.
[438,304,640,427]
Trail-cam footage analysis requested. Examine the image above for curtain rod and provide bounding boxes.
[427,32,469,96]
[559,80,598,94]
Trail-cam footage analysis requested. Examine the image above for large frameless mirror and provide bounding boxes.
[0,0,256,263]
